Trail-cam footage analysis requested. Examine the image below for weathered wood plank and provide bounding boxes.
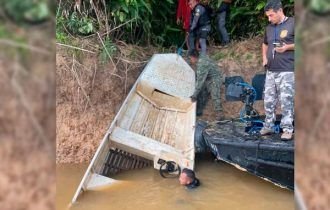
[130,99,152,133]
[151,109,167,141]
[110,127,183,160]
[161,111,177,145]
[172,112,187,149]
[141,105,160,138]
[118,94,143,130]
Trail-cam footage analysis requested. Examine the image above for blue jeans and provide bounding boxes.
[188,25,210,56]
[216,12,229,44]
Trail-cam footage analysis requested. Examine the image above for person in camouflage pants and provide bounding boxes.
[263,72,295,133]
[190,53,222,116]
[261,0,295,140]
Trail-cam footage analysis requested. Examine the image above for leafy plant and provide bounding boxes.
[66,12,95,35]
[55,0,294,46]
[56,16,69,43]
[99,38,117,64]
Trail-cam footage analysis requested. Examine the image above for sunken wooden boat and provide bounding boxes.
[202,120,294,190]
[72,54,196,203]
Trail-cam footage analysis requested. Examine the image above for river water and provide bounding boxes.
[57,155,294,210]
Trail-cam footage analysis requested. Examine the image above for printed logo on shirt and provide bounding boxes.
[195,8,200,16]
[280,30,288,38]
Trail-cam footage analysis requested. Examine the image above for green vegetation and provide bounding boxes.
[66,12,95,35]
[2,0,50,23]
[99,38,117,64]
[55,0,294,47]
[309,0,330,15]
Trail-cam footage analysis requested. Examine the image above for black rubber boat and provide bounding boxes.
[201,120,294,190]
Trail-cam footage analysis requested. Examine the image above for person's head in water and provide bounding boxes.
[179,168,200,188]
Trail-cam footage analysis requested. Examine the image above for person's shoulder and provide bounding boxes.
[186,178,200,189]
[196,4,206,11]
[265,23,274,31]
[195,178,200,186]
[287,17,294,23]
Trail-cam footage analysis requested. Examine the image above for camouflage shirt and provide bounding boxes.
[192,55,222,97]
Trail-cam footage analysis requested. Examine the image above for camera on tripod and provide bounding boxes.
[225,74,266,120]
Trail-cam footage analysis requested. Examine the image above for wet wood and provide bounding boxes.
[102,148,152,176]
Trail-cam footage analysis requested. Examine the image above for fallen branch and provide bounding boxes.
[56,42,96,54]
[70,55,94,109]
[119,58,148,64]
[84,18,136,39]
[97,32,123,79]
[0,39,51,55]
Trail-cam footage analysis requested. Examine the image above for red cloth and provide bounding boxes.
[176,0,195,32]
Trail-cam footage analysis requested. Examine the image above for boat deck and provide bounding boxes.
[203,120,294,190]
[116,90,193,149]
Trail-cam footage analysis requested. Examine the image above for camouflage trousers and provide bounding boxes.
[263,71,295,133]
[197,79,222,114]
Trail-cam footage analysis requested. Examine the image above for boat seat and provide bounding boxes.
[136,82,192,112]
[109,126,186,161]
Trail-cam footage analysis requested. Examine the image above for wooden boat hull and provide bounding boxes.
[203,120,294,190]
[71,54,196,203]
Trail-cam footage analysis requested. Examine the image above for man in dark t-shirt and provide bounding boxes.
[260,0,295,140]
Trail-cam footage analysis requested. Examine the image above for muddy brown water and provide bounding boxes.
[57,156,294,210]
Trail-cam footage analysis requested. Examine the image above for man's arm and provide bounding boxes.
[176,0,183,24]
[262,43,268,67]
[190,6,204,32]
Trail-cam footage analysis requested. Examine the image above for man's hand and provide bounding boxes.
[275,43,288,53]
[262,58,268,68]
[176,19,181,25]
[190,95,197,102]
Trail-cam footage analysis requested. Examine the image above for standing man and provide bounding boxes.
[187,0,211,56]
[216,0,232,46]
[260,0,295,140]
[190,51,223,117]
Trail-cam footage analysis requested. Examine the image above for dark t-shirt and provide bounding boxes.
[186,178,200,189]
[264,17,294,72]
